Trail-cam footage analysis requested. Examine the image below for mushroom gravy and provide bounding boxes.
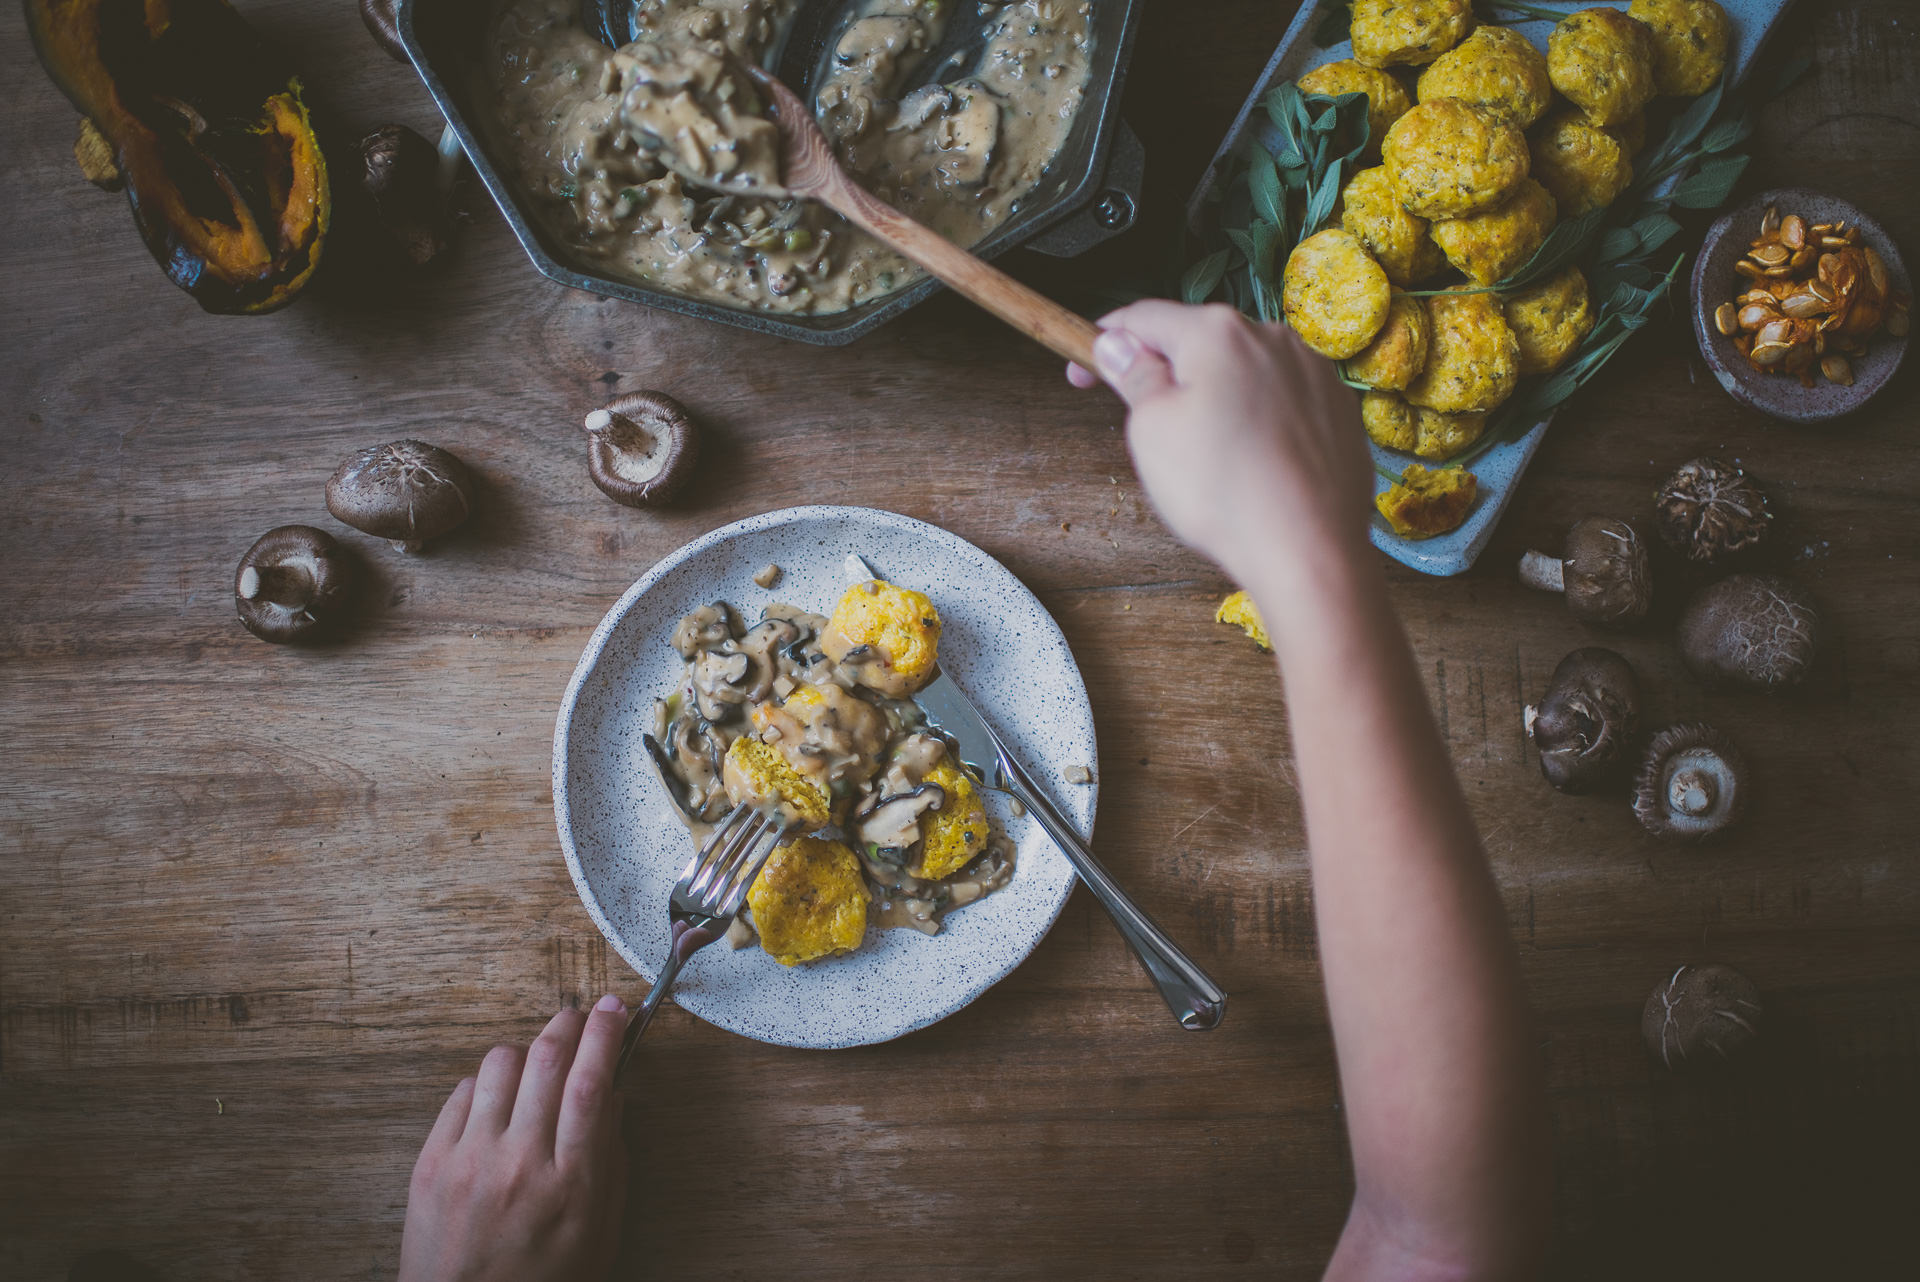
[650,598,1015,947]
[483,0,1094,314]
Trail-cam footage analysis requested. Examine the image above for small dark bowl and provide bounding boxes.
[1691,187,1909,422]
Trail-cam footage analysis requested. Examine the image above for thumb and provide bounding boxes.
[1092,327,1174,404]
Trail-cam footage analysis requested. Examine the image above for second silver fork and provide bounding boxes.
[613,804,789,1077]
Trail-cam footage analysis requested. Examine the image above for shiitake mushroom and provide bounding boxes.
[585,392,702,507]
[1517,516,1652,627]
[1632,722,1747,838]
[234,525,353,643]
[326,439,475,552]
[1677,573,1823,689]
[359,124,450,268]
[1525,647,1641,793]
[1654,457,1773,566]
[1641,964,1763,1070]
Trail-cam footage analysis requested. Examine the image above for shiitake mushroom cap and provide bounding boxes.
[326,439,475,552]
[1655,457,1773,565]
[1632,721,1747,838]
[234,524,353,643]
[361,0,407,61]
[1525,646,1641,793]
[1517,516,1652,628]
[1641,964,1763,1070]
[360,124,448,268]
[585,391,701,507]
[1677,573,1822,689]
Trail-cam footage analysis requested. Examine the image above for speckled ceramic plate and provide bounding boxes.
[1191,0,1795,576]
[553,506,1096,1049]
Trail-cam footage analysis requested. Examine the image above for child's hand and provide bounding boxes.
[399,997,629,1282]
[1070,301,1372,595]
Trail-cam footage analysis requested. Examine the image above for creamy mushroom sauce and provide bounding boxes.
[483,0,1093,313]
[650,599,1014,945]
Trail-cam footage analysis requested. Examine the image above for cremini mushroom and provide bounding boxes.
[360,124,449,268]
[361,0,406,61]
[1641,964,1763,1070]
[584,391,701,507]
[326,439,474,552]
[234,525,353,643]
[1632,722,1747,838]
[1517,516,1652,627]
[1654,457,1773,565]
[1524,647,1641,793]
[1677,573,1823,689]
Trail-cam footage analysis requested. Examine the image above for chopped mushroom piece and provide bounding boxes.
[1063,765,1094,785]
[326,439,475,552]
[1641,964,1762,1070]
[1654,457,1773,564]
[585,391,701,507]
[234,525,353,643]
[1517,516,1652,627]
[753,563,783,589]
[1632,722,1747,838]
[1677,573,1822,689]
[1524,647,1641,793]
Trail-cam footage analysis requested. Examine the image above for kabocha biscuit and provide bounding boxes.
[1349,0,1474,69]
[1382,100,1530,219]
[1346,294,1433,391]
[1530,109,1634,216]
[1405,290,1520,414]
[1416,26,1553,128]
[1361,391,1418,452]
[1504,267,1596,375]
[1629,0,1731,97]
[821,579,942,697]
[1412,406,1489,461]
[1341,166,1447,286]
[1548,7,1658,128]
[1283,228,1393,359]
[748,837,869,966]
[1429,178,1558,286]
[911,761,993,881]
[1297,59,1413,145]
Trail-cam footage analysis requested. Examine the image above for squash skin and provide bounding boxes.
[25,0,331,314]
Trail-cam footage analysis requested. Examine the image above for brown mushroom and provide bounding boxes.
[234,525,353,643]
[1654,458,1772,565]
[1517,517,1652,627]
[326,439,474,552]
[1524,647,1641,794]
[360,124,449,268]
[585,392,701,507]
[1677,573,1822,689]
[1641,964,1763,1070]
[1632,722,1747,838]
[361,0,407,61]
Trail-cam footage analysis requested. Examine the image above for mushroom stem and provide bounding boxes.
[584,408,657,456]
[1517,549,1565,594]
[1668,766,1716,816]
[243,561,316,606]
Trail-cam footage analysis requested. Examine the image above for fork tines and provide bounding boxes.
[680,806,783,913]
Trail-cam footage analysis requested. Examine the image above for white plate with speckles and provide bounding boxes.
[553,506,1097,1049]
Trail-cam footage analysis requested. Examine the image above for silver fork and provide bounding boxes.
[613,804,789,1077]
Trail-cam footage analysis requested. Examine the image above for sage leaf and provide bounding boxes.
[1180,250,1230,304]
[1672,153,1750,209]
[1249,149,1285,229]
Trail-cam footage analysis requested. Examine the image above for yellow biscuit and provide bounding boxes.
[821,579,941,697]
[1416,26,1552,128]
[1361,391,1417,452]
[748,836,868,966]
[1413,406,1488,461]
[1428,177,1557,286]
[1349,0,1474,69]
[1548,7,1657,127]
[1530,108,1633,215]
[911,760,992,881]
[1376,464,1478,538]
[1382,100,1530,219]
[1404,289,1520,414]
[1282,228,1392,360]
[1215,589,1272,651]
[1341,165,1446,286]
[1503,266,1595,375]
[1346,294,1432,390]
[724,736,830,829]
[1629,0,1730,97]
[1297,58,1414,145]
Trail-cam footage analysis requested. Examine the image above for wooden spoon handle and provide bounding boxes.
[823,178,1099,369]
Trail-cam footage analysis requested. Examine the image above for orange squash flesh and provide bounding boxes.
[26,0,331,314]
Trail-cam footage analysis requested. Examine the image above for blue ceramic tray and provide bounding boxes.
[1191,0,1794,576]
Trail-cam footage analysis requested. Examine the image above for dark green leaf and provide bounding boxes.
[1250,220,1283,282]
[1630,212,1682,256]
[1249,149,1285,228]
[1596,227,1642,261]
[1224,227,1258,260]
[1496,206,1608,291]
[1672,153,1750,208]
[1697,113,1754,154]
[1179,250,1230,304]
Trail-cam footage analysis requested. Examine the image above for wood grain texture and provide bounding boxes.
[3,2,1917,1279]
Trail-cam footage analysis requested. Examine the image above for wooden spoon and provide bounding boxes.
[662,61,1100,369]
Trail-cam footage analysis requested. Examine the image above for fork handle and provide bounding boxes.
[614,922,718,1079]
[998,750,1227,1031]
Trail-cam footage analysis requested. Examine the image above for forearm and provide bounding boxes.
[1244,537,1547,1275]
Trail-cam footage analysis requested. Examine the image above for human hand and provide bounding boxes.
[1068,301,1373,595]
[398,996,629,1282]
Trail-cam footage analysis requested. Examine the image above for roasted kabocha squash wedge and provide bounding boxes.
[26,0,331,314]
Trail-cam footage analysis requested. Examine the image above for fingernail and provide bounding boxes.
[1093,328,1141,379]
[595,993,625,1014]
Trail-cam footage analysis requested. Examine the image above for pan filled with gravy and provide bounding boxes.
[400,0,1142,343]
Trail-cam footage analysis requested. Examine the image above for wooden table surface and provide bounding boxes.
[4,2,1917,1278]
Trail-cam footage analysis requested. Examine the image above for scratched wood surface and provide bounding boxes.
[3,2,1917,1279]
